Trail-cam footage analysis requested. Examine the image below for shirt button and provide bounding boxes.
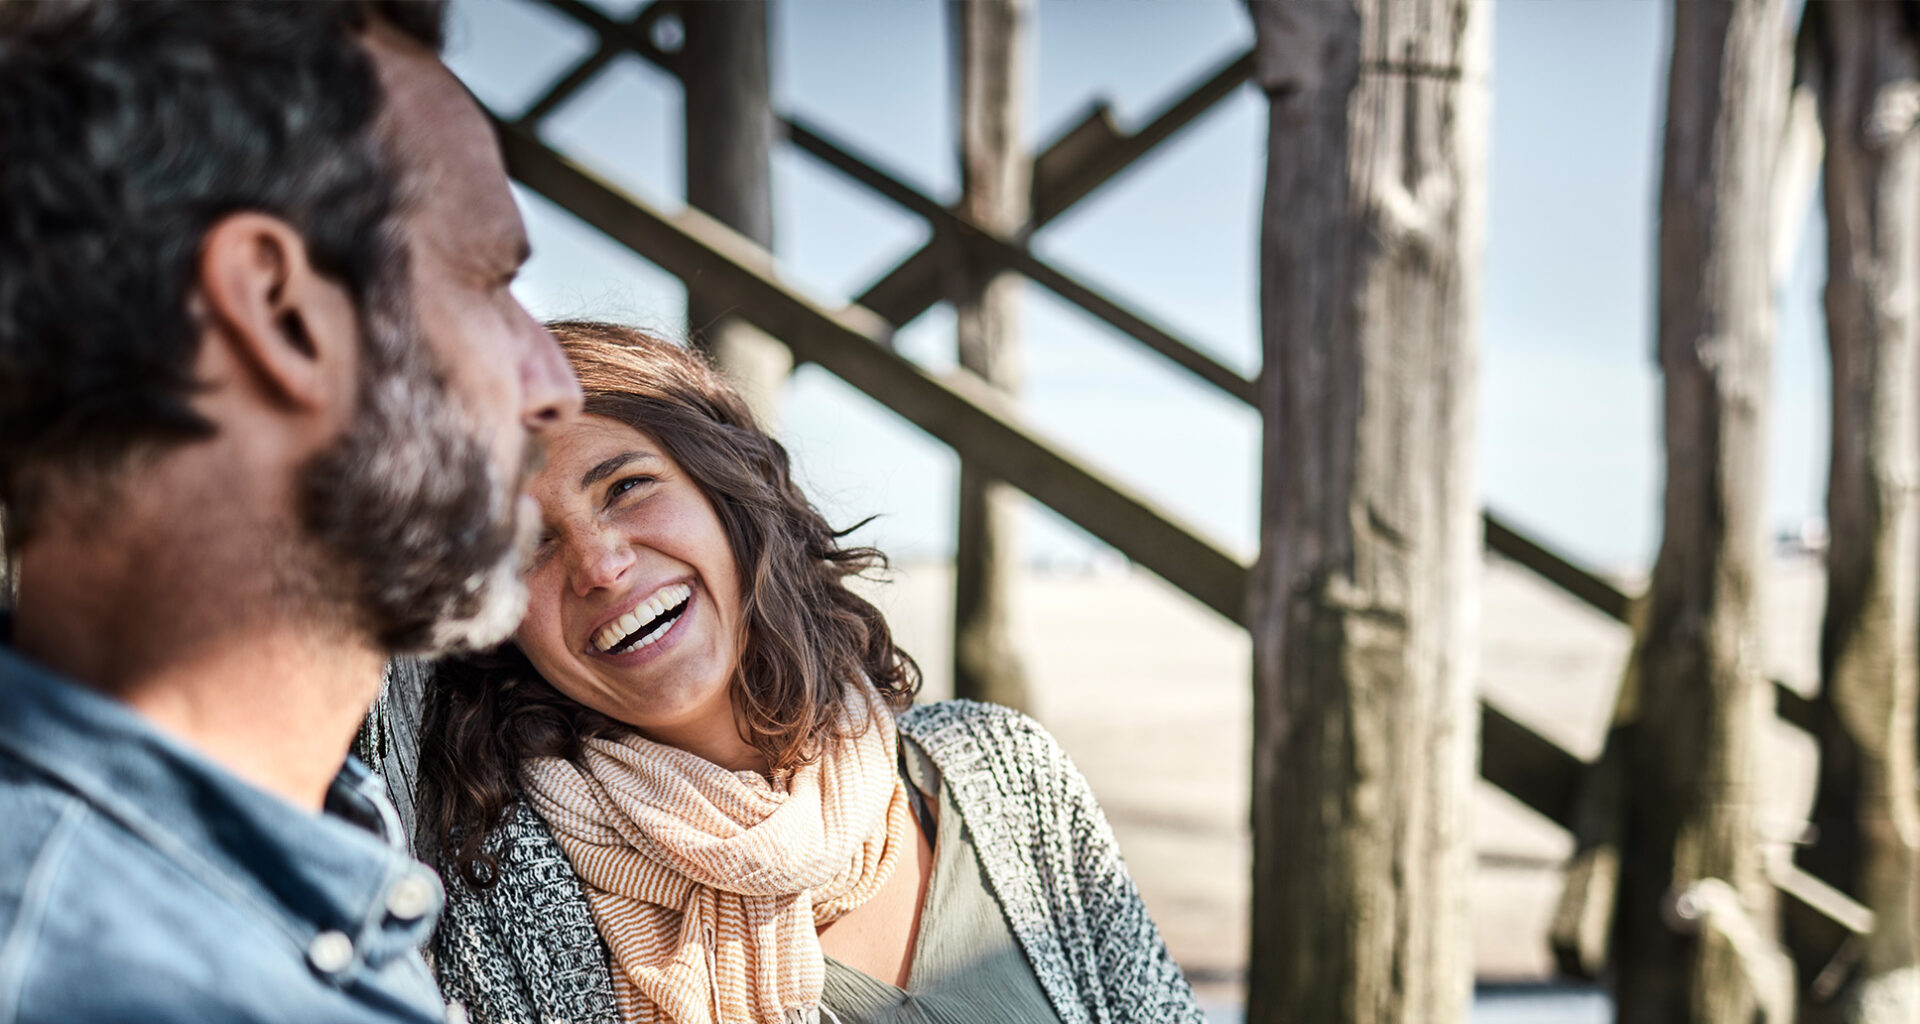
[386,872,437,921]
[307,929,355,974]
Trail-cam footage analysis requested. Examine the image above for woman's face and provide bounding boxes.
[514,414,746,752]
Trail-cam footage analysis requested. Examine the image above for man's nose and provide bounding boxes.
[521,316,583,431]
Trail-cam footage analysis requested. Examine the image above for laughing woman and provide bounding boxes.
[416,321,1202,1024]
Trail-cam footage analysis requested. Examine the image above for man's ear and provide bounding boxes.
[194,213,359,412]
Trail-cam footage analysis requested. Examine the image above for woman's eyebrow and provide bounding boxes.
[580,450,658,490]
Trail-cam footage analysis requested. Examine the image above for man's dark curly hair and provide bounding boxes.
[0,0,446,539]
[419,321,922,887]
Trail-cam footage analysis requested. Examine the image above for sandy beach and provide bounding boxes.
[851,552,1828,1006]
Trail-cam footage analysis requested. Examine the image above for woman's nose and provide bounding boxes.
[566,528,636,597]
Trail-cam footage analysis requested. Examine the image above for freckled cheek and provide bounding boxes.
[516,570,563,639]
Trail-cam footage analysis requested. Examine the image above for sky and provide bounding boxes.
[442,0,1828,578]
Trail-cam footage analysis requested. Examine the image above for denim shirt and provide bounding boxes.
[0,642,451,1023]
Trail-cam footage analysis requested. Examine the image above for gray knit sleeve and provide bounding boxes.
[904,701,1205,1024]
[432,865,536,1024]
[1041,723,1205,1024]
[431,803,621,1024]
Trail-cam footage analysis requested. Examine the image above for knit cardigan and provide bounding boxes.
[429,700,1204,1024]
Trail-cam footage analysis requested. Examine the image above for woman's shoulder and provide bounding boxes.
[897,699,1081,788]
[899,698,1055,748]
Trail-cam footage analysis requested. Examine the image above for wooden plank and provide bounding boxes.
[537,0,1251,233]
[1030,101,1123,210]
[1031,48,1255,224]
[1481,700,1581,829]
[1482,512,1636,624]
[494,112,1622,861]
[495,117,1250,625]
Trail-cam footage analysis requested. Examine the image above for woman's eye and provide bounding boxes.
[609,476,653,499]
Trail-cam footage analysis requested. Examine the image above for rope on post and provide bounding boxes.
[1664,877,1794,1023]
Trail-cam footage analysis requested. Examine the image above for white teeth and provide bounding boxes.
[591,583,692,653]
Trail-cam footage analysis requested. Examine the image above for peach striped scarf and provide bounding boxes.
[520,689,914,1024]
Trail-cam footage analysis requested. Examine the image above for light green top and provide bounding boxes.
[821,736,1066,1024]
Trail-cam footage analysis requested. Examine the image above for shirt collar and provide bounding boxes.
[0,633,440,973]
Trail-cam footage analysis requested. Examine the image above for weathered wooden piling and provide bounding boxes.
[1613,1,1792,1021]
[1244,1,1489,1021]
[1790,4,1920,1021]
[950,0,1033,711]
[682,1,791,423]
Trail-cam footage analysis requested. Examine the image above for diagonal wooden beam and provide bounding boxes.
[851,48,1256,331]
[1483,511,1637,624]
[495,115,1250,624]
[1479,512,1817,734]
[517,3,683,127]
[542,0,671,68]
[1481,700,1582,828]
[784,115,1258,406]
[519,46,618,128]
[1031,48,1255,225]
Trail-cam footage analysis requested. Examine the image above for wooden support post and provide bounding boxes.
[1613,2,1791,1021]
[950,0,1031,711]
[1244,2,1488,1022]
[354,659,432,857]
[682,1,791,424]
[1789,4,1920,1020]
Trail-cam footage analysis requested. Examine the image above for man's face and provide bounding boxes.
[297,26,579,656]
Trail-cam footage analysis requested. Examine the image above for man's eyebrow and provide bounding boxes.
[511,237,532,269]
[580,451,658,490]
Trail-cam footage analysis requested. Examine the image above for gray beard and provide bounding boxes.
[296,288,535,657]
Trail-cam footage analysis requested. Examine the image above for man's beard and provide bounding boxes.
[296,286,539,657]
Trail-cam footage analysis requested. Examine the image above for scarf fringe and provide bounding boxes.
[786,1002,848,1024]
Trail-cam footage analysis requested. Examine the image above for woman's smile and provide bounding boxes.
[587,581,697,665]
[588,580,692,654]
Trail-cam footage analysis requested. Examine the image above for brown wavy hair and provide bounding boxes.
[418,320,919,886]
